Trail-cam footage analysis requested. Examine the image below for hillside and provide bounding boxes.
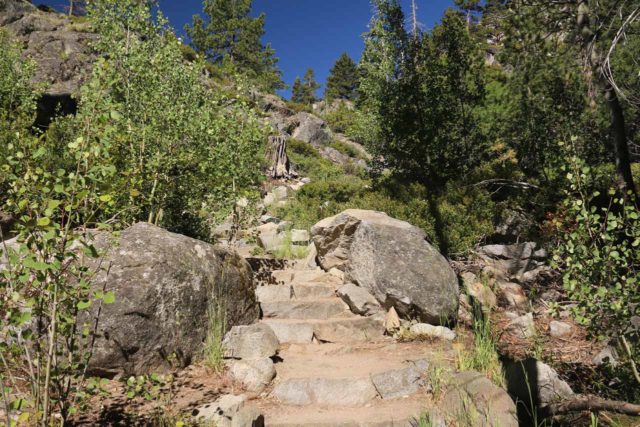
[1,0,639,426]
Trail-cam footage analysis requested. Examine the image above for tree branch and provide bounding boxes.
[539,396,640,419]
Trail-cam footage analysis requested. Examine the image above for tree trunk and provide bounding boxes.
[603,82,637,198]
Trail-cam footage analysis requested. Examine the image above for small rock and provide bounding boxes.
[289,181,305,191]
[272,186,289,201]
[260,215,280,225]
[410,323,456,341]
[276,221,293,232]
[540,289,562,302]
[506,313,536,339]
[337,283,382,316]
[222,324,280,359]
[301,177,311,184]
[481,265,508,281]
[498,282,527,307]
[328,267,345,281]
[371,363,425,399]
[549,321,572,338]
[296,243,318,270]
[290,229,310,245]
[256,223,284,251]
[462,272,497,311]
[193,394,263,427]
[593,345,618,366]
[263,192,276,206]
[228,358,276,393]
[384,307,401,331]
[457,294,473,327]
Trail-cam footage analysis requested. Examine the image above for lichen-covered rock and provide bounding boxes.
[311,210,458,324]
[85,223,258,377]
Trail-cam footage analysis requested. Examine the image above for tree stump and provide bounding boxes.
[266,135,295,179]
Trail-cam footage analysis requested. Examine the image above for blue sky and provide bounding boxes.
[40,0,455,98]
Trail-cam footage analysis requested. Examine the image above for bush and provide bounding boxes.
[329,139,364,160]
[552,150,640,383]
[323,102,357,134]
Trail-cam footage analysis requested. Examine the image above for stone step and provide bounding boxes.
[256,285,292,303]
[261,299,351,320]
[268,342,440,407]
[262,316,385,343]
[290,269,342,285]
[256,283,337,304]
[292,282,336,299]
[259,394,432,427]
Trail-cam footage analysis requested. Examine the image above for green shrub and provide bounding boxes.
[553,150,640,383]
[329,139,364,160]
[323,102,357,134]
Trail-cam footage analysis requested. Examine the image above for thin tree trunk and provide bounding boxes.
[603,82,637,197]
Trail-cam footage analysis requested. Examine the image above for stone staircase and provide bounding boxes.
[255,267,457,426]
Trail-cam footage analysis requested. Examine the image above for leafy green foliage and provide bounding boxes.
[323,101,358,135]
[278,141,495,255]
[359,4,486,185]
[83,0,266,240]
[325,52,359,101]
[0,28,119,424]
[553,148,639,349]
[186,0,283,91]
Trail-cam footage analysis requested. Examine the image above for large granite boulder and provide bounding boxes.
[287,112,332,147]
[85,223,259,377]
[311,210,459,324]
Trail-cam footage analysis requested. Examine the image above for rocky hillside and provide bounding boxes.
[1,1,638,426]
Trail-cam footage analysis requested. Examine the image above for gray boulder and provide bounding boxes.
[505,359,574,406]
[85,223,259,377]
[311,210,458,324]
[288,112,332,146]
[477,242,547,278]
[223,323,279,360]
[227,358,276,393]
[337,283,382,316]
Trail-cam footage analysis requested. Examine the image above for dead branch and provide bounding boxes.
[538,395,640,419]
[473,179,541,190]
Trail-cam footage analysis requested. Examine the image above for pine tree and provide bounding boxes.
[291,77,304,103]
[325,53,359,101]
[186,0,283,91]
[302,68,321,104]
